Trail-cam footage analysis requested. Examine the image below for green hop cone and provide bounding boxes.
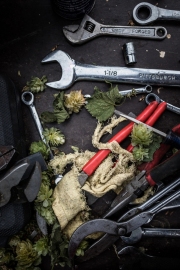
[43,127,65,146]
[15,240,41,268]
[133,145,149,162]
[33,237,49,256]
[29,141,50,160]
[130,124,153,146]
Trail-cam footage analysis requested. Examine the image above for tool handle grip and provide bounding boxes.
[146,149,180,186]
[126,102,167,152]
[164,129,180,149]
[83,101,159,176]
[138,124,180,171]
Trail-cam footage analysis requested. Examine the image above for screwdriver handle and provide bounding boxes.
[83,101,159,176]
[164,129,180,149]
[146,149,180,186]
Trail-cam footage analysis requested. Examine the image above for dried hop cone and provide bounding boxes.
[64,90,85,113]
[43,127,65,146]
[23,75,47,93]
[130,124,153,146]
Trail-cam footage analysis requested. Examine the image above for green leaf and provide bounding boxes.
[86,85,124,121]
[52,92,70,123]
[40,111,57,123]
[54,108,69,124]
[143,134,162,162]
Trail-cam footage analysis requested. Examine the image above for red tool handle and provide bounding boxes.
[138,124,180,172]
[83,101,159,176]
[146,149,180,186]
[126,102,167,152]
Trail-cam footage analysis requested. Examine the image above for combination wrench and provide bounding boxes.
[42,50,180,90]
[133,2,180,25]
[21,91,63,183]
[63,14,167,44]
[145,93,180,115]
[84,85,152,99]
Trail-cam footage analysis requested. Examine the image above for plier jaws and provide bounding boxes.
[0,156,42,207]
[103,170,147,218]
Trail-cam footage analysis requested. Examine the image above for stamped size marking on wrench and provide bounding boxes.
[42,50,180,90]
[133,2,180,25]
[145,93,180,115]
[63,14,167,44]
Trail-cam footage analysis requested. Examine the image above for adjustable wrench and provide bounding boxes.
[133,2,180,25]
[145,93,180,115]
[42,50,180,90]
[63,14,167,44]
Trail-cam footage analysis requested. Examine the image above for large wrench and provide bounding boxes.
[21,92,63,183]
[42,50,180,90]
[63,14,167,44]
[133,2,180,25]
[145,93,180,115]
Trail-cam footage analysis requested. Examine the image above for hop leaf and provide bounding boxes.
[23,76,47,93]
[29,141,50,160]
[130,124,153,146]
[64,90,85,113]
[86,85,124,121]
[43,127,65,146]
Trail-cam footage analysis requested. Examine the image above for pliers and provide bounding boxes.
[0,145,16,171]
[68,123,180,261]
[0,152,46,207]
[68,153,180,259]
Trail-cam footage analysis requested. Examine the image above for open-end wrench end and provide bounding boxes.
[62,28,80,43]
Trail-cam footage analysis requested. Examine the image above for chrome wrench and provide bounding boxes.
[42,50,180,90]
[145,93,180,115]
[63,14,167,44]
[84,85,152,99]
[21,91,63,183]
[133,2,180,25]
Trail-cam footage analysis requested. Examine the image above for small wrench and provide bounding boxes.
[133,2,180,25]
[21,91,63,183]
[42,50,180,90]
[145,93,180,115]
[84,85,152,99]
[121,226,180,245]
[63,14,167,44]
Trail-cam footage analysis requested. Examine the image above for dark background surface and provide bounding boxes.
[1,0,180,269]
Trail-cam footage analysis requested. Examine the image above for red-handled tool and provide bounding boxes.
[78,101,159,186]
[103,148,180,218]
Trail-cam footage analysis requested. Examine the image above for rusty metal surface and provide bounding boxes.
[1,0,180,269]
